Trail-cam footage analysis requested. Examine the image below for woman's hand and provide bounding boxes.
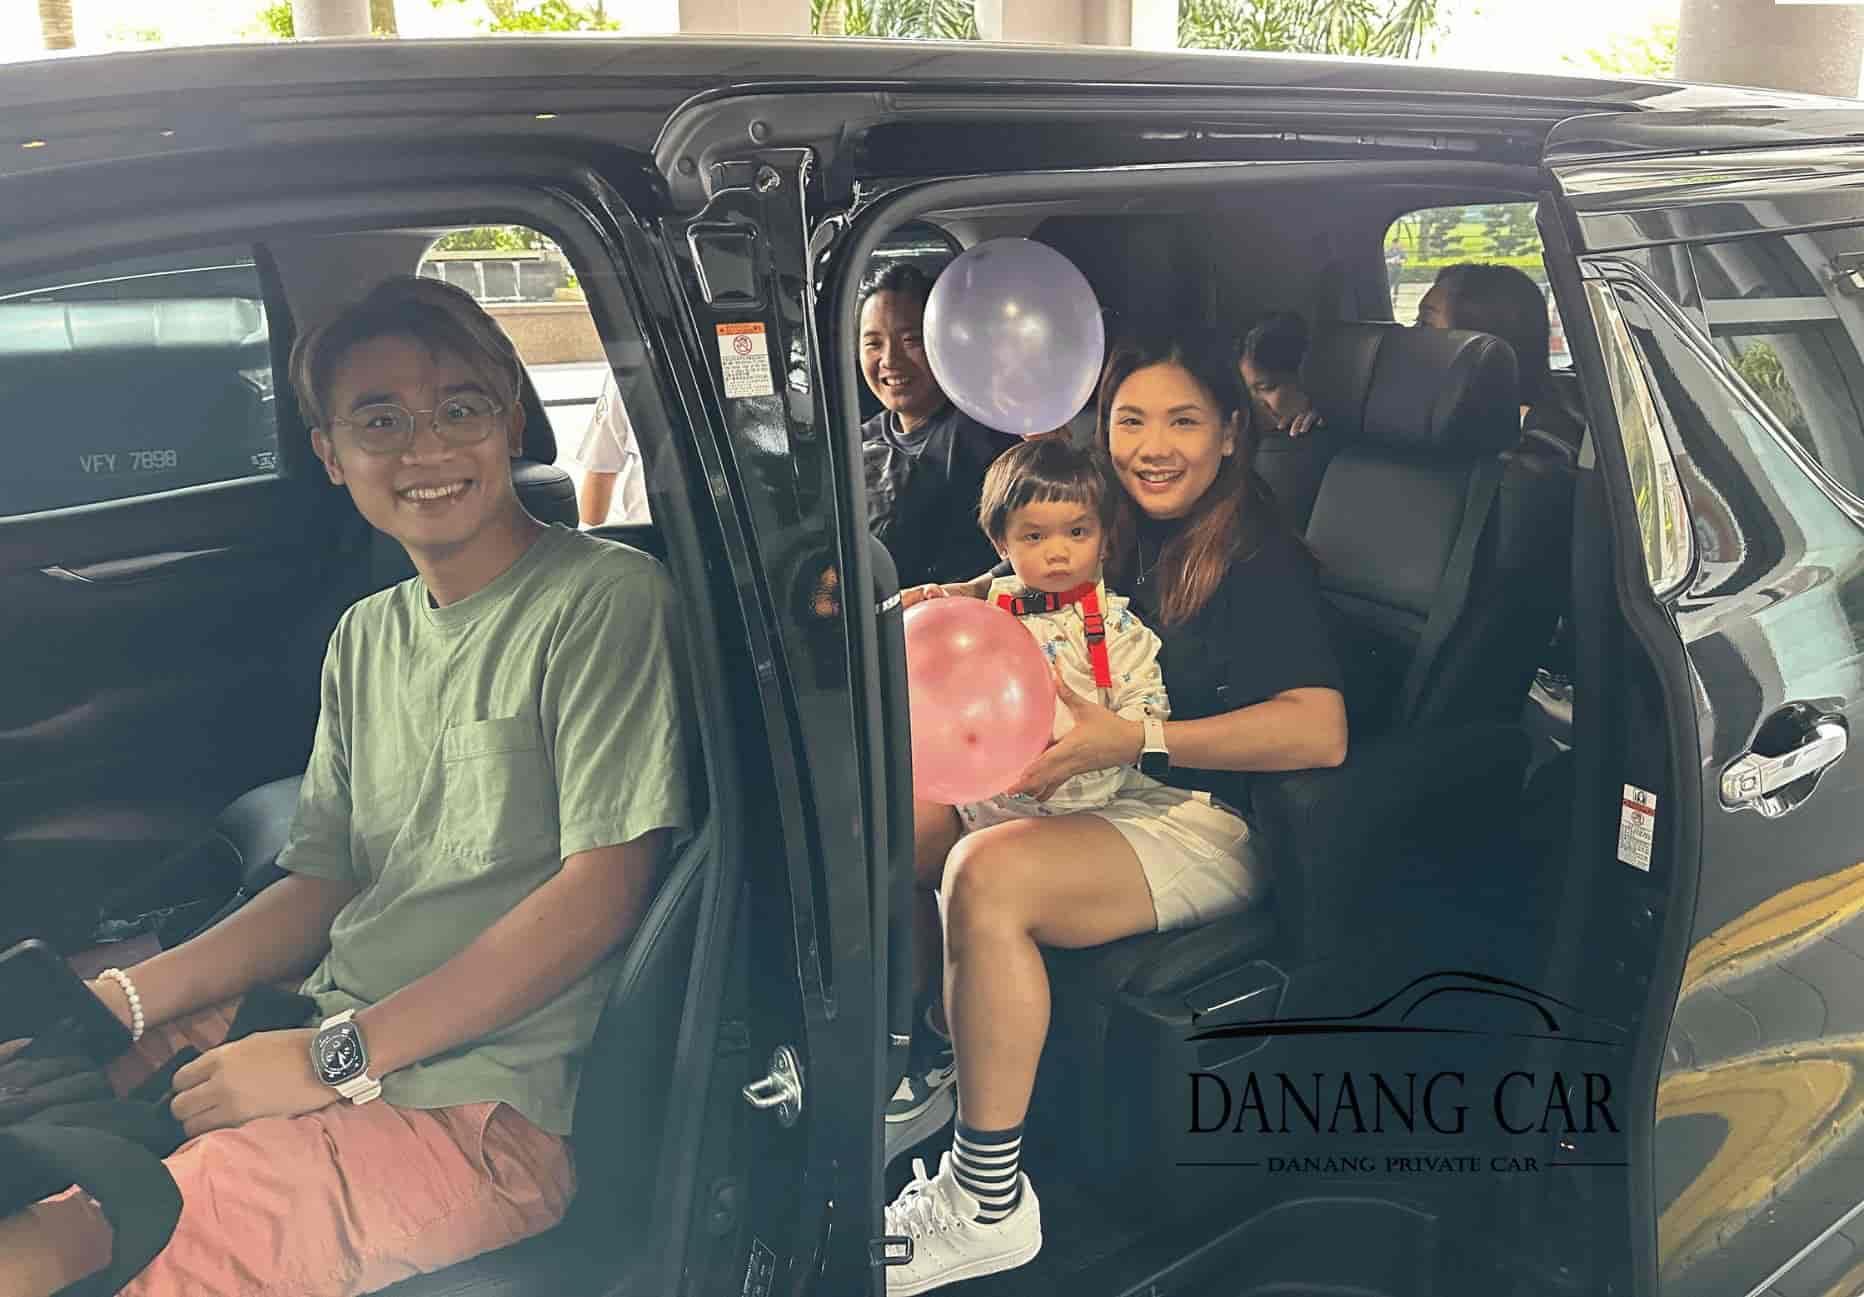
[1286,408,1323,438]
[898,573,992,610]
[169,1028,334,1138]
[1005,676,1144,801]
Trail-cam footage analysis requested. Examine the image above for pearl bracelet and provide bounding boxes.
[98,967,145,1044]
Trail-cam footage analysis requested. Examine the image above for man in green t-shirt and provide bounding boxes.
[0,276,690,1297]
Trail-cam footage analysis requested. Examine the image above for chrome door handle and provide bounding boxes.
[742,1044,804,1127]
[1720,720,1848,816]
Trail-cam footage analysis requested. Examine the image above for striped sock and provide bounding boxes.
[951,1120,1023,1224]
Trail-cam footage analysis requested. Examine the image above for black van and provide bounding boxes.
[1,37,1861,1297]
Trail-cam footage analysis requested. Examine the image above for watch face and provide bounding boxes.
[314,1022,366,1085]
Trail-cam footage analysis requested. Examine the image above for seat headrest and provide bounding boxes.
[512,458,578,528]
[1305,323,1519,458]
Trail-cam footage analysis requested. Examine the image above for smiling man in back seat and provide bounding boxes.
[0,275,691,1297]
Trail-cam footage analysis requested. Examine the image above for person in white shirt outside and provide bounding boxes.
[571,373,649,527]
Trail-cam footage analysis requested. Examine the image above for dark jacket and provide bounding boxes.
[862,404,1017,590]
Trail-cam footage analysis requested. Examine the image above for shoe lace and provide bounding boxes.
[884,1159,965,1239]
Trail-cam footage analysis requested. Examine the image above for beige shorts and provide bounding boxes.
[958,783,1266,931]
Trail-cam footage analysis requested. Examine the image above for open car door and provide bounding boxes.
[1544,110,1864,1297]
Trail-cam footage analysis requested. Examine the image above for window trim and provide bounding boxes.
[1606,262,1864,530]
[1587,277,1696,598]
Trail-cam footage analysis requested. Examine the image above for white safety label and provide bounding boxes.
[716,322,775,399]
[1617,784,1657,872]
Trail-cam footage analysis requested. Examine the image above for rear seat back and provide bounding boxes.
[1301,323,1560,734]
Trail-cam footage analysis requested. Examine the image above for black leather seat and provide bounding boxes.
[1026,324,1567,1210]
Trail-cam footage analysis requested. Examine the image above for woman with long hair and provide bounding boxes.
[881,328,1348,1295]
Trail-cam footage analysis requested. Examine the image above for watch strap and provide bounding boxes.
[1140,716,1170,777]
[333,1074,383,1104]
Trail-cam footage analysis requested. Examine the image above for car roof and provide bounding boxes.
[1,36,1859,181]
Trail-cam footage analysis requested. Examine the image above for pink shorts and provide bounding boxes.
[54,991,577,1297]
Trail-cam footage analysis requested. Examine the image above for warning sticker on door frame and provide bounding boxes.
[1617,784,1657,872]
[716,322,775,399]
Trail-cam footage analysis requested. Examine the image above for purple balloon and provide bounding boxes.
[923,238,1106,438]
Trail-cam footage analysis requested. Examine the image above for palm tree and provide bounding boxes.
[39,0,76,50]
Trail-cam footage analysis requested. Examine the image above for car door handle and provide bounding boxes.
[1720,720,1848,814]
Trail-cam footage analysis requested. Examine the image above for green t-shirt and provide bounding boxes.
[277,523,692,1136]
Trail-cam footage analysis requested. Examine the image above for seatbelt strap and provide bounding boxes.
[1396,456,1505,725]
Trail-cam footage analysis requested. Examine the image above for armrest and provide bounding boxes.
[1252,723,1529,962]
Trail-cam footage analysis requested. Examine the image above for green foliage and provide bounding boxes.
[1385,204,1547,284]
[105,22,165,45]
[1569,21,1677,78]
[1731,340,1809,435]
[1178,0,1444,59]
[1487,204,1539,258]
[429,0,620,33]
[430,226,543,253]
[812,0,979,40]
[258,2,295,38]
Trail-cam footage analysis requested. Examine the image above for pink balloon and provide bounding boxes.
[904,598,1056,805]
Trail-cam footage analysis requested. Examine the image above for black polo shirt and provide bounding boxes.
[862,403,1017,590]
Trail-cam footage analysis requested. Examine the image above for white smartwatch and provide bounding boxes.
[1139,715,1171,779]
[309,1009,383,1105]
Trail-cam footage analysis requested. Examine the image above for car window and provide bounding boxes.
[0,246,278,516]
[1690,228,1864,501]
[1384,203,1570,370]
[860,220,962,292]
[420,225,650,526]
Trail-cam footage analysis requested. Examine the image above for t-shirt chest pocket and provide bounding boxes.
[435,715,556,863]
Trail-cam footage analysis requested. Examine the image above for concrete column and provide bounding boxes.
[292,0,372,38]
[978,0,1175,45]
[38,0,76,50]
[1675,0,1864,96]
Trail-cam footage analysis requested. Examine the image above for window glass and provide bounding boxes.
[860,220,962,294]
[0,247,277,516]
[1689,228,1864,500]
[1385,203,1569,370]
[420,226,650,526]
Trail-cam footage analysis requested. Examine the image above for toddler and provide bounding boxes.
[958,437,1168,825]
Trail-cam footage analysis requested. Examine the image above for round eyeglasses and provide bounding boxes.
[330,393,505,455]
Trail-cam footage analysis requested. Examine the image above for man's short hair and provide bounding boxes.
[977,436,1109,545]
[290,275,525,431]
[859,261,934,312]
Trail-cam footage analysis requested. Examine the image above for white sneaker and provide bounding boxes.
[884,1050,957,1165]
[882,1153,1042,1295]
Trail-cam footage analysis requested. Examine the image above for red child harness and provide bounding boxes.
[997,581,1113,692]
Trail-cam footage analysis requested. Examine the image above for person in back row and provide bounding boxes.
[860,263,1019,588]
[0,276,691,1297]
[1237,310,1322,439]
[1417,262,1582,451]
